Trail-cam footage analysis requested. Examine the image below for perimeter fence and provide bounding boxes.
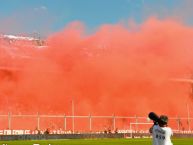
[0,113,192,134]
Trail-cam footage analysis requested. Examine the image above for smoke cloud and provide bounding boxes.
[0,18,193,118]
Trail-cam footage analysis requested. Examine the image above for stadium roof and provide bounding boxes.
[0,34,39,41]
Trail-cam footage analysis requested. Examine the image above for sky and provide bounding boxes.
[1,0,193,122]
[0,0,192,36]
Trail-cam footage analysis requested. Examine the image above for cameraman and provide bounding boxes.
[149,115,173,145]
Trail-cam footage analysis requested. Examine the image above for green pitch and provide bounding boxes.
[0,138,193,145]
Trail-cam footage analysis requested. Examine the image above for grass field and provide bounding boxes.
[0,138,193,145]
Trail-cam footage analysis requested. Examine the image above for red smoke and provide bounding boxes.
[0,18,193,119]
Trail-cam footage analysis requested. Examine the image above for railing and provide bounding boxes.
[0,113,192,133]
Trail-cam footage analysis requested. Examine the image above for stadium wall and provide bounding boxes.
[0,133,193,141]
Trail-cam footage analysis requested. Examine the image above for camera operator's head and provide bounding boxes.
[159,115,168,127]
